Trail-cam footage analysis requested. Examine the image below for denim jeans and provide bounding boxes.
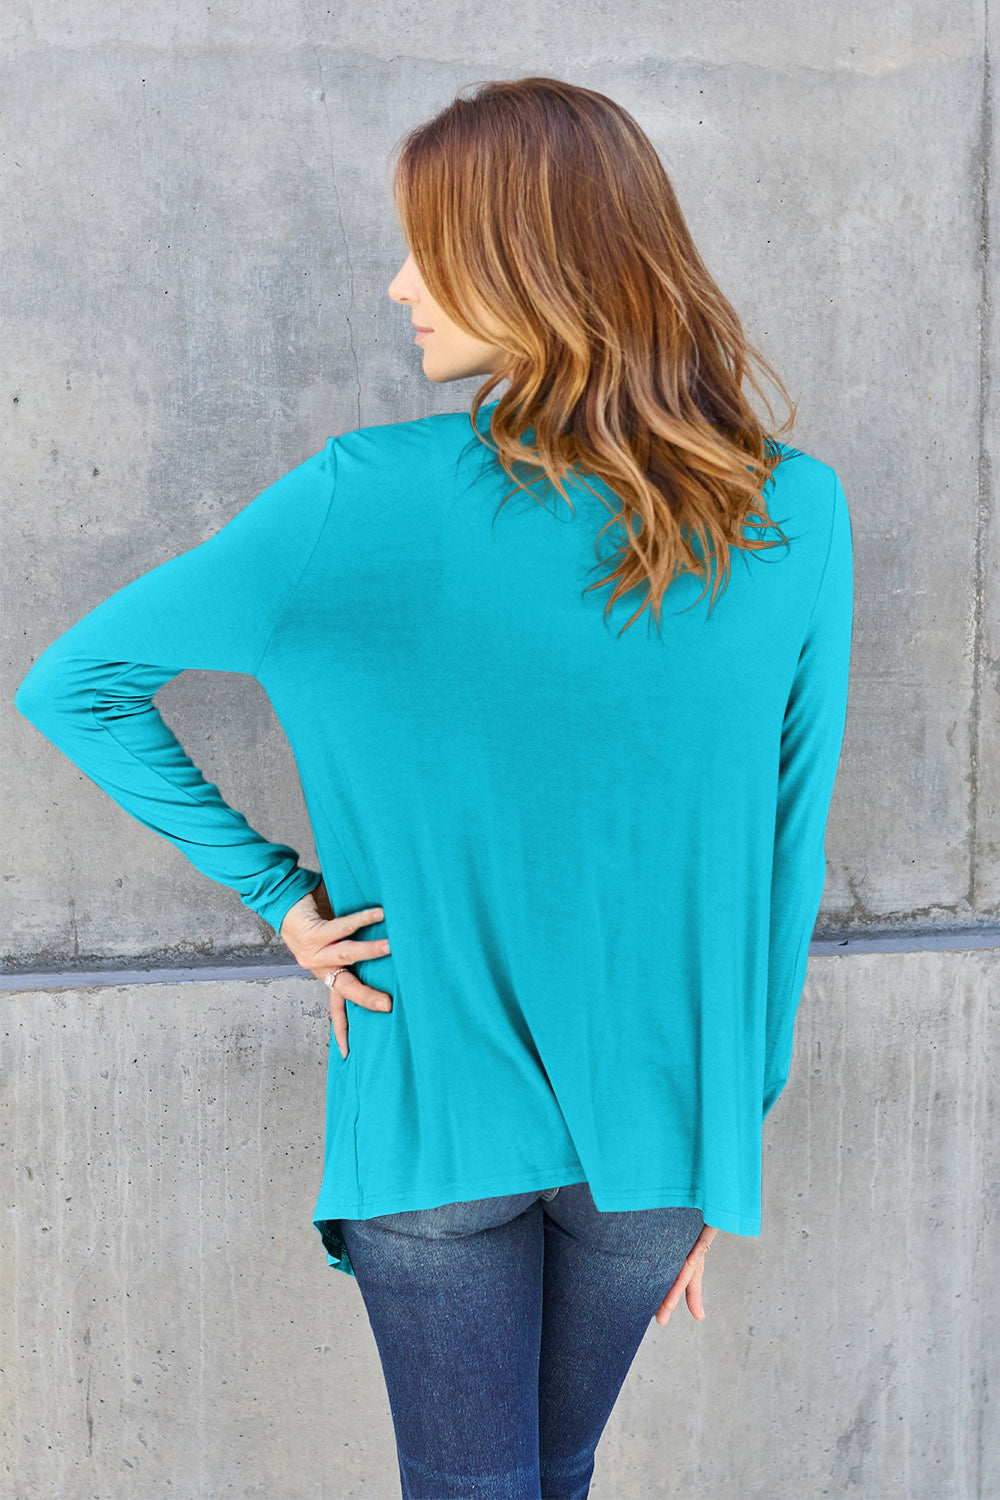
[336,1182,704,1499]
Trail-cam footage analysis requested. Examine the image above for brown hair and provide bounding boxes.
[390,76,798,635]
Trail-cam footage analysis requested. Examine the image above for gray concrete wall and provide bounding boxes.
[3,953,997,1499]
[3,2,998,1496]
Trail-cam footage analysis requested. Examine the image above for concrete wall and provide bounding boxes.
[3,953,997,1499]
[3,2,998,1496]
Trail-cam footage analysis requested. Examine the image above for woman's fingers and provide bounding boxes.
[281,893,386,959]
[277,895,396,1060]
[329,988,350,1061]
[314,935,391,965]
[654,1224,719,1326]
[319,965,394,1062]
[684,1257,707,1320]
[279,893,398,1062]
[316,965,393,1012]
[326,905,385,940]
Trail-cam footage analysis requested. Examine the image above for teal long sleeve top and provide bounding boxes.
[14,403,854,1277]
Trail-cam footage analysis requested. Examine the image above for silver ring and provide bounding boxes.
[323,967,348,988]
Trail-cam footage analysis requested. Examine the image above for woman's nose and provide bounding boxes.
[388,273,410,304]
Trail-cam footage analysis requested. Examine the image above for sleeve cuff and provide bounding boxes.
[257,867,324,937]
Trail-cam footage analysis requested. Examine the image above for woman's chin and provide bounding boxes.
[419,357,461,385]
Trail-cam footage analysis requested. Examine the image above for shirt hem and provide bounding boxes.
[312,1167,762,1277]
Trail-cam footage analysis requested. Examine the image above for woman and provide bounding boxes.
[14,76,853,1500]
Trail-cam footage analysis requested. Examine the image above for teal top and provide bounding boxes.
[14,403,854,1276]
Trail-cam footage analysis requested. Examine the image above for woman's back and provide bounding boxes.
[14,400,853,1277]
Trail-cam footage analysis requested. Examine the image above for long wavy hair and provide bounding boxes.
[389,76,798,635]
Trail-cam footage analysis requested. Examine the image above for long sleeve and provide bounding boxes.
[762,472,854,1119]
[13,439,339,937]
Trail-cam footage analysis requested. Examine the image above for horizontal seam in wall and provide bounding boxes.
[2,929,1000,991]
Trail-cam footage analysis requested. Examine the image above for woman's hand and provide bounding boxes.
[655,1223,719,1326]
[280,879,392,1061]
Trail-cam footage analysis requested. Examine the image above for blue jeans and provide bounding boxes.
[336,1182,704,1499]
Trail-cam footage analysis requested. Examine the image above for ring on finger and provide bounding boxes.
[324,967,348,988]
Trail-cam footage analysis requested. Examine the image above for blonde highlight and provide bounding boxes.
[390,76,798,635]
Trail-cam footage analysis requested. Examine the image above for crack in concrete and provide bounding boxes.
[971,0,994,919]
[303,22,362,429]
